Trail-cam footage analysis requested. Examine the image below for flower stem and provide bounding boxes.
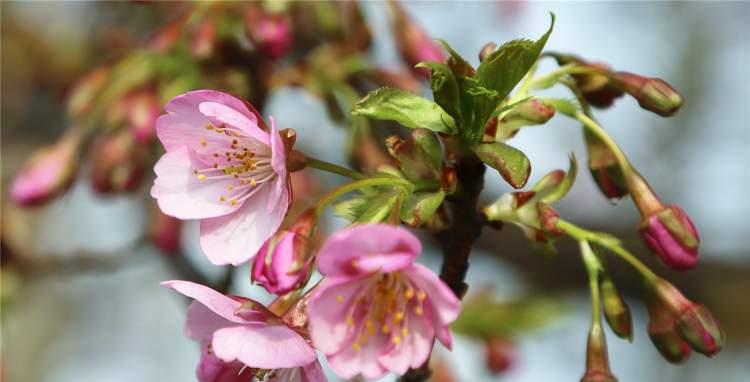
[579,240,603,325]
[314,177,413,216]
[303,156,367,180]
[556,219,657,282]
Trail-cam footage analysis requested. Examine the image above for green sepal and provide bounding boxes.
[400,191,446,227]
[473,142,531,188]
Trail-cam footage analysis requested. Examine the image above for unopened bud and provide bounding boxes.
[150,205,182,255]
[191,18,216,59]
[389,0,445,78]
[90,130,148,194]
[126,89,160,144]
[67,67,109,118]
[611,72,684,117]
[585,130,628,200]
[648,314,693,363]
[581,325,618,382]
[478,42,497,62]
[11,130,81,207]
[600,275,633,341]
[640,205,699,270]
[675,304,725,357]
[148,14,187,53]
[385,129,443,181]
[551,53,623,108]
[245,6,293,60]
[484,338,516,375]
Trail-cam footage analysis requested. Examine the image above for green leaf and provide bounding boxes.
[355,191,402,224]
[400,191,445,227]
[474,142,531,188]
[416,62,462,125]
[534,154,578,204]
[436,39,475,77]
[475,13,555,99]
[351,87,456,134]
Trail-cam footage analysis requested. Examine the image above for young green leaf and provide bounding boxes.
[475,13,555,99]
[436,39,475,77]
[400,191,446,227]
[474,142,532,188]
[416,61,462,124]
[352,87,456,134]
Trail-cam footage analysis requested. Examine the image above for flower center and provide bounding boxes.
[191,122,275,206]
[341,272,427,351]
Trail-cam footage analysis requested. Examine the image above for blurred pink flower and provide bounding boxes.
[151,90,291,265]
[308,224,460,379]
[163,280,326,382]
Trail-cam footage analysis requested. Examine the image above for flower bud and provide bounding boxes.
[646,278,724,359]
[251,210,316,295]
[11,130,81,207]
[191,18,217,59]
[478,42,497,62]
[639,205,699,270]
[611,72,684,117]
[150,205,182,255]
[599,275,633,341]
[90,130,148,194]
[388,0,446,78]
[126,89,159,144]
[484,338,516,375]
[581,325,618,382]
[675,304,725,357]
[385,128,443,181]
[67,67,109,118]
[551,53,623,108]
[584,130,628,200]
[492,98,556,141]
[245,6,293,60]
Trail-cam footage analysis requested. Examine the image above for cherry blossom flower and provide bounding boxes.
[307,224,461,379]
[151,90,291,265]
[162,280,325,382]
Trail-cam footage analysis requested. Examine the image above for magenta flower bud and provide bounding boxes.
[191,18,217,59]
[90,130,148,194]
[126,89,160,144]
[251,210,317,295]
[245,6,293,60]
[611,72,684,117]
[675,304,725,357]
[150,205,182,255]
[389,0,446,79]
[581,325,618,382]
[11,130,81,207]
[639,205,699,270]
[484,338,515,375]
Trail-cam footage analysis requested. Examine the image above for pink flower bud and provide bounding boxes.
[126,89,160,144]
[150,205,182,255]
[11,130,81,207]
[584,131,628,200]
[648,315,693,363]
[67,67,109,118]
[478,42,497,62]
[675,304,725,357]
[90,130,148,194]
[581,325,618,382]
[251,210,317,295]
[245,6,293,60]
[639,205,699,270]
[484,338,516,375]
[611,72,684,117]
[389,0,446,79]
[551,53,623,109]
[192,18,217,59]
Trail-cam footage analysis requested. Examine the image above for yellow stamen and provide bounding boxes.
[197,174,207,181]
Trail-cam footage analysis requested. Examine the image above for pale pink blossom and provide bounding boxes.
[307,224,461,379]
[162,280,326,382]
[151,90,291,265]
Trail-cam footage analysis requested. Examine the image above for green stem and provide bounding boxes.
[574,111,634,174]
[527,64,602,91]
[314,177,413,216]
[304,156,367,180]
[579,240,603,324]
[557,219,657,282]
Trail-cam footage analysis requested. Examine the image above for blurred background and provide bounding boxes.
[1,1,749,381]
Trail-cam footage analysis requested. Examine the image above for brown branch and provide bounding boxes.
[400,152,487,382]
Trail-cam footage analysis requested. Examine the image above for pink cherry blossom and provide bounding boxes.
[252,230,313,295]
[151,90,291,265]
[162,280,326,382]
[307,224,461,380]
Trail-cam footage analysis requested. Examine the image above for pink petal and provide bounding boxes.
[268,117,287,175]
[300,360,328,382]
[211,324,317,369]
[199,183,288,265]
[162,280,258,325]
[326,325,389,380]
[157,90,260,152]
[317,224,421,277]
[151,146,241,219]
[197,340,252,382]
[377,311,434,374]
[186,301,236,341]
[407,264,460,348]
[198,101,268,145]
[308,276,371,354]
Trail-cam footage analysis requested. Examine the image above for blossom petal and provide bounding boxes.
[186,301,236,341]
[317,224,421,277]
[200,183,289,265]
[308,276,371,354]
[211,324,316,369]
[157,90,261,152]
[407,264,460,348]
[326,325,389,380]
[162,281,261,324]
[198,101,269,145]
[300,360,328,382]
[197,340,251,382]
[151,146,241,219]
